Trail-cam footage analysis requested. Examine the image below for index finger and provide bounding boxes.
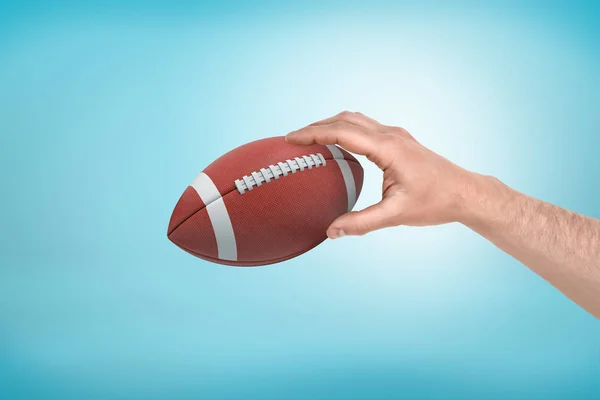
[310,111,382,132]
[285,122,378,158]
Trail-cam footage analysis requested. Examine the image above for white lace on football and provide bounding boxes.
[234,153,327,194]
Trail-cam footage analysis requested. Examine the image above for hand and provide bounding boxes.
[286,111,479,239]
[288,112,600,318]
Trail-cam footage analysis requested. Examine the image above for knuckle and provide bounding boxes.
[390,126,406,135]
[337,110,354,120]
[393,126,416,140]
[404,131,416,141]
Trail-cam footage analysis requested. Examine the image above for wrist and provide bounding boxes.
[456,172,516,231]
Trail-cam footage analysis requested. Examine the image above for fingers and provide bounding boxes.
[310,110,382,131]
[326,198,400,238]
[286,121,378,158]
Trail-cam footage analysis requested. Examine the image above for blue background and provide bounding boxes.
[1,1,599,399]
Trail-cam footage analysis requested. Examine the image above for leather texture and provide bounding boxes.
[168,136,364,266]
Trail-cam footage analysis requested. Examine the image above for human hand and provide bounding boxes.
[286,111,480,239]
[288,112,600,319]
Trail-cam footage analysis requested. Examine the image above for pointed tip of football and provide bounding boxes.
[167,186,205,236]
[167,185,220,260]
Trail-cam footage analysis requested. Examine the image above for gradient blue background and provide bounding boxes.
[1,1,599,399]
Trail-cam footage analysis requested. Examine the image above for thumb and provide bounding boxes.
[327,199,399,238]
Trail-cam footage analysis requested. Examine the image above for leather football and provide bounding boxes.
[168,136,363,266]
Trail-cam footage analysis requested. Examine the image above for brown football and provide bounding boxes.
[168,136,363,266]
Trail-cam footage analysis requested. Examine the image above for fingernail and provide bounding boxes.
[328,228,346,239]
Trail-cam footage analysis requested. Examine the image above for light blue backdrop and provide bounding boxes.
[1,1,599,399]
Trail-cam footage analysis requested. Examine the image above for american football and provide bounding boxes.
[168,136,364,266]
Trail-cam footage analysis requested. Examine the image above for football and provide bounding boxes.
[167,136,364,266]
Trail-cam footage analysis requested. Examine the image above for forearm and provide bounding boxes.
[460,174,600,318]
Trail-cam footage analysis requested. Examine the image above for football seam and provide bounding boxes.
[167,157,362,237]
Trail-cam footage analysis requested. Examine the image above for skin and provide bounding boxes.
[286,111,600,319]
